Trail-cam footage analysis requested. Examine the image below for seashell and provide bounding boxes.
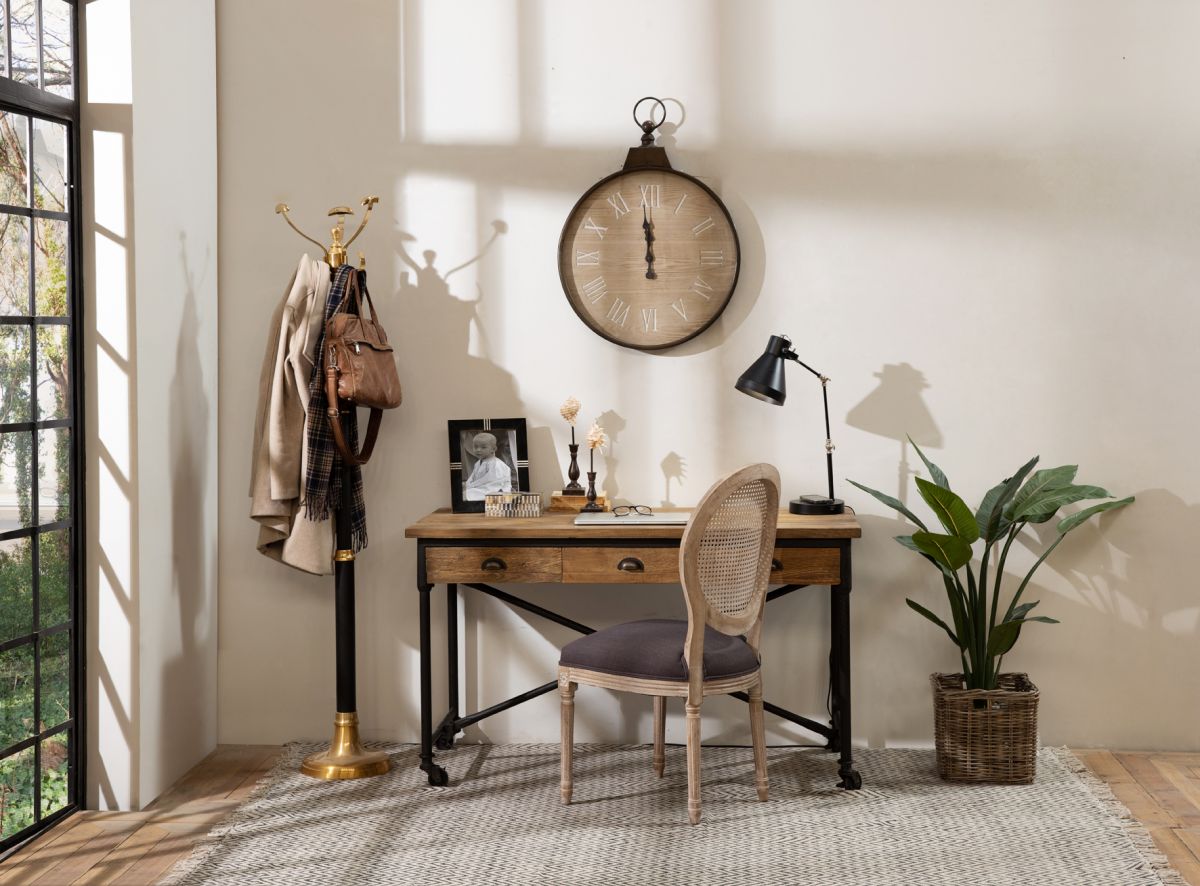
[560,396,581,425]
[586,420,608,450]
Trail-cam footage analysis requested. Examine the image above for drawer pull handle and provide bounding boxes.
[771,558,783,571]
[617,557,645,573]
[481,557,507,571]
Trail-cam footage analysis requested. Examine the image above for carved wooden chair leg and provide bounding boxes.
[653,696,666,777]
[560,677,576,804]
[685,701,702,824]
[749,676,769,801]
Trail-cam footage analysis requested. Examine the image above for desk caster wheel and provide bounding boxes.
[839,769,862,790]
[426,765,449,787]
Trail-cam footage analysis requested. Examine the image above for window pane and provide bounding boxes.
[37,428,67,525]
[34,218,67,316]
[40,732,69,815]
[0,747,35,839]
[0,324,31,422]
[36,325,68,422]
[39,631,69,731]
[9,0,37,87]
[0,537,32,645]
[0,642,34,747]
[0,113,29,207]
[0,214,31,315]
[42,1,72,99]
[37,529,68,629]
[32,119,67,213]
[0,431,33,530]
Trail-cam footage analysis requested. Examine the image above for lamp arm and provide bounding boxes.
[820,378,836,504]
[784,349,837,502]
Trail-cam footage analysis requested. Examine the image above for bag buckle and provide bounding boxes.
[353,342,361,355]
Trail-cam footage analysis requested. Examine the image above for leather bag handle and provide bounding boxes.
[333,269,381,327]
[325,360,383,466]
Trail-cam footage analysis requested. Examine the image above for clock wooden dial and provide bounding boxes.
[558,166,739,351]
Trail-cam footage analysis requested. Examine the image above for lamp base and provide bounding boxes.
[790,495,845,516]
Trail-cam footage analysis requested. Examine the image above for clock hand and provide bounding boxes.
[643,206,657,280]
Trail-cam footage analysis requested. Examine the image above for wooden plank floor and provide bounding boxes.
[0,745,281,886]
[1,746,1196,884]
[1075,750,1200,885]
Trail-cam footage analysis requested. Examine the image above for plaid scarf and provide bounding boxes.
[304,264,367,551]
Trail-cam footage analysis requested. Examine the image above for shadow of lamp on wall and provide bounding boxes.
[845,363,942,503]
[735,334,844,515]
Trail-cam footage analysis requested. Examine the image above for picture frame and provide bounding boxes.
[447,418,530,514]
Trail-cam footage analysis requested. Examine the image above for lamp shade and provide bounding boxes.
[734,334,791,405]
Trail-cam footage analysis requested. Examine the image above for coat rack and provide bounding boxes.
[275,196,390,780]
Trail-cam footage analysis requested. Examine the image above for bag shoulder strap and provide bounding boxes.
[324,360,382,465]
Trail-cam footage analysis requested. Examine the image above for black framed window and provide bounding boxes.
[0,0,81,852]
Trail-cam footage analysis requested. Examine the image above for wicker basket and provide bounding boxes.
[931,672,1039,784]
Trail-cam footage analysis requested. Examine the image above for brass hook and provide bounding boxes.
[274,202,329,257]
[343,196,380,251]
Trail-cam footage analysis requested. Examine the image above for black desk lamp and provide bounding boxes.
[735,334,845,515]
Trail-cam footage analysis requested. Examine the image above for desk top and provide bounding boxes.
[405,508,861,540]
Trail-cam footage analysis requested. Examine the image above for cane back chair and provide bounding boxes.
[557,463,781,824]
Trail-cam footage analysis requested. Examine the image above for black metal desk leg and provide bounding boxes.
[435,584,459,750]
[419,583,448,786]
[831,581,861,789]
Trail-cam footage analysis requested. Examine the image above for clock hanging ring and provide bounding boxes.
[558,98,741,351]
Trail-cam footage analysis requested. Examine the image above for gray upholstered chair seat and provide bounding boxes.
[559,618,760,682]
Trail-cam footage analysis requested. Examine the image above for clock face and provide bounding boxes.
[558,167,739,351]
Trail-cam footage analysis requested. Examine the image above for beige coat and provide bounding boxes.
[249,254,333,575]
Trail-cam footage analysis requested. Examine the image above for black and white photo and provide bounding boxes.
[447,418,530,513]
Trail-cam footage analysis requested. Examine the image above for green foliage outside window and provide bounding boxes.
[0,109,72,838]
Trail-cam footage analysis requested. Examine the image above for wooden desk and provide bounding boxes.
[405,508,863,789]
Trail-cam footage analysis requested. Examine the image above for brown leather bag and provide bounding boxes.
[323,270,401,465]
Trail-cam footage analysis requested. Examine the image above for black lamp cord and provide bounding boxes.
[782,347,837,503]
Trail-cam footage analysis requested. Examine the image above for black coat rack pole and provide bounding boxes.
[298,379,390,778]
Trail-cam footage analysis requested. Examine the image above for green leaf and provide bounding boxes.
[916,477,979,543]
[975,455,1039,541]
[987,620,1023,658]
[1009,600,1040,620]
[846,479,928,531]
[912,531,973,570]
[1005,465,1077,520]
[987,615,1060,658]
[1057,496,1134,535]
[1013,484,1110,521]
[909,436,949,489]
[906,598,958,645]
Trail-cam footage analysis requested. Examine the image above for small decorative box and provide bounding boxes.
[484,492,543,518]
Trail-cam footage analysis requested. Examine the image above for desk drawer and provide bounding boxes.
[771,546,841,585]
[563,547,679,584]
[425,546,562,583]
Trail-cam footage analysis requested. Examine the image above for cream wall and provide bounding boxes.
[83,0,219,808]
[216,0,1200,751]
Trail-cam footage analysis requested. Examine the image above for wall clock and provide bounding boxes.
[558,98,740,351]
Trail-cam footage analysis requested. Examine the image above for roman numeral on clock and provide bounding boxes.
[699,250,724,266]
[583,217,607,239]
[606,192,631,219]
[582,276,607,303]
[639,184,661,208]
[690,277,713,300]
[691,217,715,236]
[641,306,657,332]
[606,297,631,327]
[671,299,688,321]
[576,250,599,266]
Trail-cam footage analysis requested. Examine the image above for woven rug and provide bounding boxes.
[162,744,1185,886]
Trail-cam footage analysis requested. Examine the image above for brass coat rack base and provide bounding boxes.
[300,712,390,780]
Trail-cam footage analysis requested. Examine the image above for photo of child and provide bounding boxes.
[460,429,518,501]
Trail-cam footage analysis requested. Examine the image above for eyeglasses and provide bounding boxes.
[612,505,654,517]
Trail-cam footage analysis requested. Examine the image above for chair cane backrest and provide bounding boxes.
[680,465,781,644]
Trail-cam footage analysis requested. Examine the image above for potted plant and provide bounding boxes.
[850,441,1133,783]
